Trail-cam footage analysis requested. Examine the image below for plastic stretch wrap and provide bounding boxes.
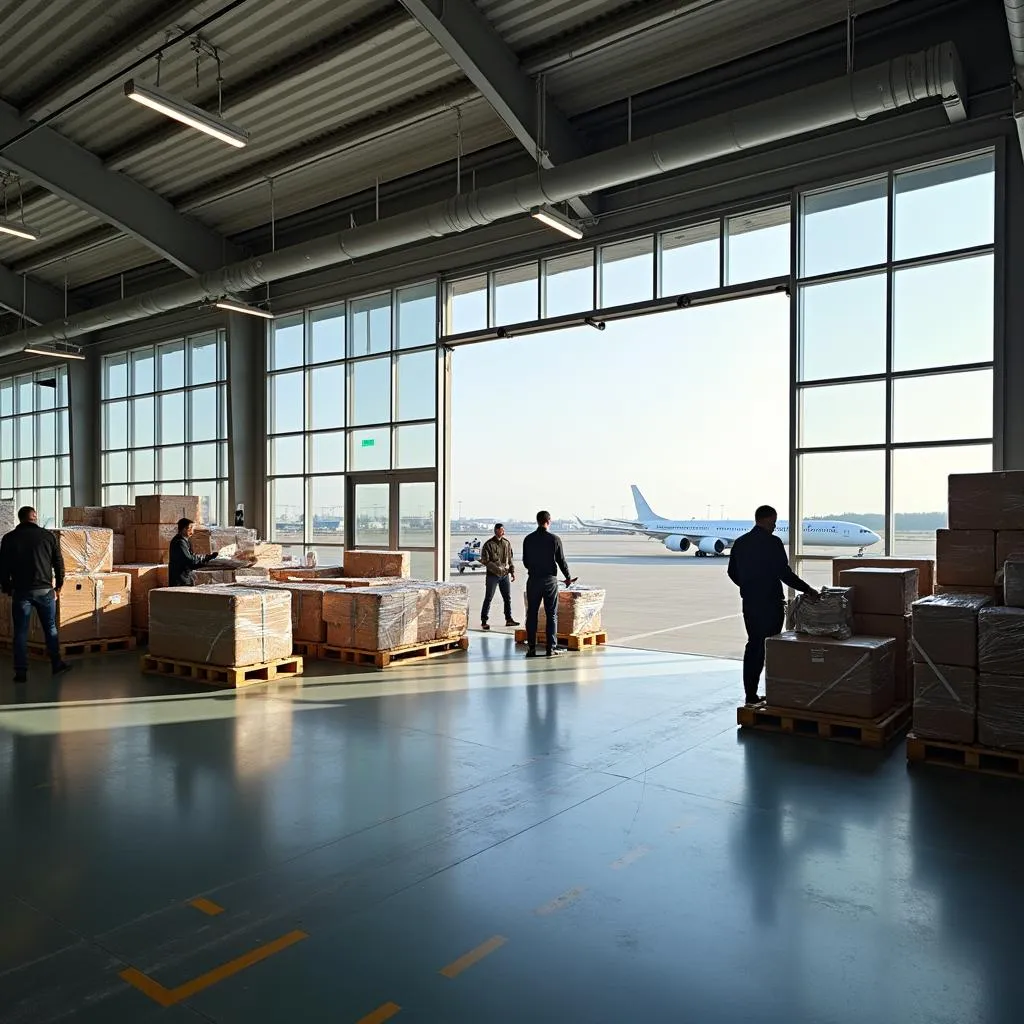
[323,587,420,650]
[831,557,933,598]
[978,673,1024,751]
[112,534,125,565]
[411,581,470,641]
[838,568,918,616]
[911,593,991,669]
[190,527,258,557]
[309,576,395,588]
[936,529,996,588]
[148,586,292,667]
[997,531,1024,568]
[102,505,136,534]
[62,506,104,527]
[242,543,284,566]
[1004,559,1024,609]
[912,662,976,744]
[949,471,1024,530]
[978,606,1024,676]
[765,633,896,718]
[268,565,345,582]
[30,573,131,643]
[0,499,16,537]
[558,586,605,634]
[236,581,348,644]
[51,527,114,574]
[135,494,201,525]
[854,613,913,703]
[935,583,1003,602]
[116,563,168,630]
[787,587,853,639]
[344,550,411,579]
[193,569,238,586]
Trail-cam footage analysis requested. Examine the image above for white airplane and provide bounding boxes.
[577,485,881,557]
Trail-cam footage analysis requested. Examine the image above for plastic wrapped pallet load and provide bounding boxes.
[192,569,238,586]
[62,506,104,527]
[854,612,913,703]
[0,498,16,537]
[343,550,411,579]
[978,673,1024,751]
[1004,559,1024,608]
[30,573,132,643]
[190,526,258,557]
[238,581,348,644]
[405,581,470,642]
[115,563,168,632]
[786,587,853,639]
[268,565,345,581]
[557,585,604,635]
[322,586,420,650]
[135,495,201,525]
[148,586,292,667]
[51,527,114,574]
[913,663,977,744]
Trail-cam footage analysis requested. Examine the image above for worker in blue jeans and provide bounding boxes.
[0,506,72,684]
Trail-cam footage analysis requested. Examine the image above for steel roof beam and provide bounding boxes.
[0,261,81,325]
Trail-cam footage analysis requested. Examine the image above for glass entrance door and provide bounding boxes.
[347,472,437,579]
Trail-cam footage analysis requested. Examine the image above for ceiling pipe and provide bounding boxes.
[2,42,964,358]
[1004,0,1024,159]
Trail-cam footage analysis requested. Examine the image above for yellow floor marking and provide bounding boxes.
[120,929,308,1007]
[188,897,225,916]
[439,935,507,978]
[357,1002,402,1024]
[610,844,651,870]
[535,887,586,916]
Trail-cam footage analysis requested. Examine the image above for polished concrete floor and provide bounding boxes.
[1,636,1022,1023]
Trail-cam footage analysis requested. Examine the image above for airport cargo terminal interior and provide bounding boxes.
[3,1,1024,1021]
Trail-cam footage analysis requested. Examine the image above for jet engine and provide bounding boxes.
[697,537,726,555]
[663,535,691,552]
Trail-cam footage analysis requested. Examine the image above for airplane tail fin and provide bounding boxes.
[630,485,662,522]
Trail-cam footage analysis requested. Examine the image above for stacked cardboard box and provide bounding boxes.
[976,606,1024,750]
[62,506,104,527]
[520,585,606,636]
[128,496,201,563]
[190,527,258,558]
[267,565,346,582]
[30,573,132,643]
[830,557,934,597]
[1005,560,1024,608]
[344,550,411,579]
[117,563,168,635]
[52,527,114,574]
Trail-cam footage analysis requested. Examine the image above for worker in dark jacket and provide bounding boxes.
[727,504,818,706]
[0,506,72,683]
[168,518,217,586]
[522,511,574,658]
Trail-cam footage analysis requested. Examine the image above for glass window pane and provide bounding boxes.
[158,341,185,391]
[37,412,55,457]
[190,386,218,442]
[0,379,12,416]
[104,354,128,400]
[0,419,10,457]
[158,481,185,496]
[57,368,68,408]
[104,451,128,483]
[349,427,390,471]
[57,410,69,456]
[395,423,435,469]
[190,482,217,530]
[726,207,790,284]
[16,375,33,415]
[310,305,345,364]
[189,334,218,385]
[132,482,156,498]
[0,461,11,489]
[159,446,185,481]
[354,482,390,547]
[600,237,653,307]
[35,489,57,527]
[893,255,993,372]
[104,400,128,450]
[271,315,304,370]
[396,351,435,422]
[800,381,885,448]
[131,348,155,393]
[409,550,435,580]
[659,222,720,295]
[270,435,304,475]
[159,392,184,445]
[17,417,31,457]
[270,371,304,435]
[310,476,345,544]
[350,357,391,426]
[894,152,995,261]
[310,431,345,474]
[893,370,992,443]
[399,482,435,548]
[397,283,436,349]
[799,274,887,381]
[544,251,594,317]
[132,449,155,482]
[800,178,887,277]
[350,294,391,356]
[36,458,55,487]
[34,376,56,411]
[309,364,345,430]
[132,396,155,448]
[58,456,70,486]
[494,264,538,325]
[103,484,129,505]
[15,460,32,487]
[270,477,305,544]
[448,275,487,334]
[191,442,217,480]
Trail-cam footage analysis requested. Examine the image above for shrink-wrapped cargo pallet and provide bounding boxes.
[786,587,852,639]
[190,526,258,557]
[978,606,1024,677]
[978,673,1024,751]
[115,563,168,632]
[62,506,104,527]
[322,587,420,650]
[344,550,410,579]
[520,585,605,635]
[135,495,201,525]
[1004,559,1024,608]
[912,593,992,669]
[913,662,977,744]
[854,613,913,703]
[149,586,292,667]
[30,573,132,643]
[51,527,114,574]
[0,498,16,537]
[239,581,346,644]
[268,565,345,581]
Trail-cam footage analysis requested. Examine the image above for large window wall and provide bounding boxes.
[266,284,439,576]
[0,366,70,526]
[794,150,996,584]
[100,333,228,525]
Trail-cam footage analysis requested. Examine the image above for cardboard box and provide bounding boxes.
[115,563,168,630]
[1004,559,1024,609]
[854,613,913,703]
[62,506,104,527]
[240,581,347,644]
[556,586,605,635]
[936,529,996,588]
[51,527,114,574]
[322,587,420,650]
[978,674,1024,752]
[30,572,132,643]
[102,505,136,534]
[838,567,918,616]
[978,606,1024,677]
[112,533,125,565]
[132,523,178,553]
[148,586,292,667]
[124,527,137,563]
[193,569,237,586]
[135,494,201,525]
[191,527,258,557]
[831,557,934,597]
[913,662,976,744]
[912,593,991,669]
[935,584,1003,602]
[268,565,346,582]
[949,471,1024,530]
[135,547,166,565]
[248,543,284,567]
[309,577,396,588]
[764,633,895,718]
[0,593,10,638]
[996,530,1024,567]
[411,581,471,641]
[343,550,411,579]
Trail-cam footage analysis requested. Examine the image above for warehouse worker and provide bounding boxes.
[0,506,72,684]
[522,511,575,658]
[727,504,818,706]
[168,518,218,587]
[480,523,520,631]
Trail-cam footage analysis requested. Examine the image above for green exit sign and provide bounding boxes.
[360,438,375,447]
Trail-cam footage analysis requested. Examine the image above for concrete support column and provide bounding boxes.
[68,348,99,505]
[1001,143,1024,470]
[226,313,265,531]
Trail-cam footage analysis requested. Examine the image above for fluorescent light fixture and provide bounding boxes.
[215,297,273,319]
[530,205,584,240]
[0,218,39,241]
[124,79,249,148]
[23,345,86,361]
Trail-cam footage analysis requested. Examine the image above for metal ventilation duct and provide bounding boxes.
[4,42,965,358]
[1004,0,1024,159]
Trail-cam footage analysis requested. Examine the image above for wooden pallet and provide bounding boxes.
[140,653,304,688]
[0,635,136,659]
[318,635,469,669]
[906,733,1024,779]
[513,629,607,651]
[737,701,912,750]
[292,639,321,659]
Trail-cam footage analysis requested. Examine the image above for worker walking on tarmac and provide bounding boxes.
[522,511,575,658]
[727,504,818,706]
[480,523,520,631]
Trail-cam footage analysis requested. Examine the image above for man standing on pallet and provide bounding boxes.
[522,511,575,658]
[480,523,520,631]
[0,506,72,684]
[168,518,219,587]
[728,504,818,706]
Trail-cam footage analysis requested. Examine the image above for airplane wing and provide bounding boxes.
[574,517,688,541]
